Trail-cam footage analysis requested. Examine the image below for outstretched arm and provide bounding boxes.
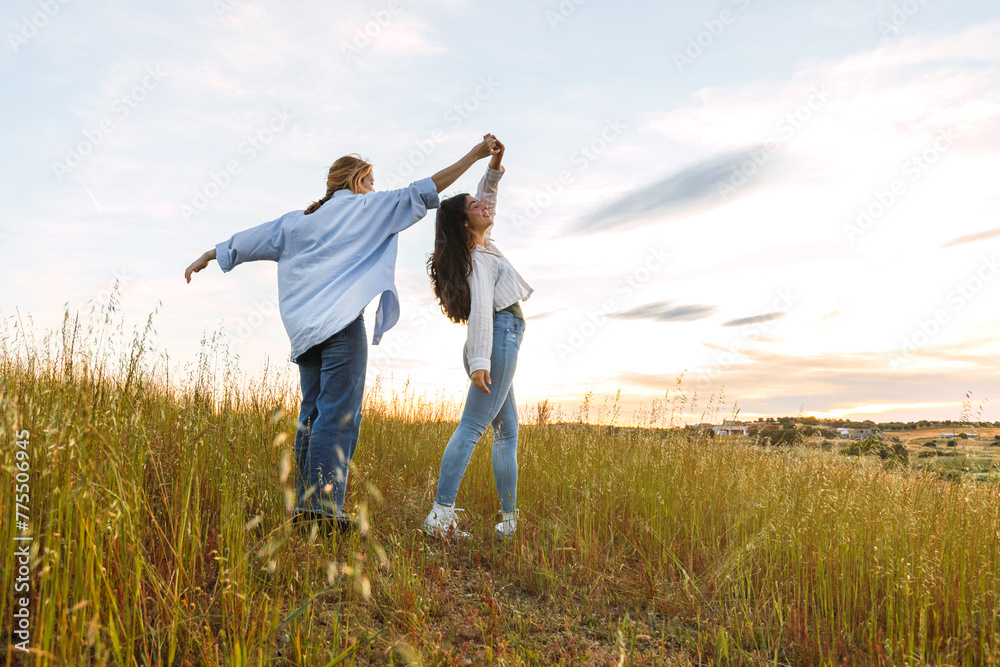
[431,134,499,193]
[186,212,285,283]
[185,248,217,283]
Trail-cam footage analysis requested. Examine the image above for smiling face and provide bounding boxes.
[463,195,492,238]
[359,169,375,194]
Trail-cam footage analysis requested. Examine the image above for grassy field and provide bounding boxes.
[893,428,1000,443]
[812,430,1000,484]
[3,314,1000,665]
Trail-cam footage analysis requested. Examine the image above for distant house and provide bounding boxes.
[849,428,882,440]
[836,428,851,439]
[939,433,956,439]
[713,423,749,436]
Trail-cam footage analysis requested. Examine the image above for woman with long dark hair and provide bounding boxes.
[422,139,533,540]
[184,135,499,533]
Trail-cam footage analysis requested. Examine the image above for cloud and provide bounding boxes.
[941,227,1000,249]
[570,147,772,235]
[366,21,449,58]
[614,348,1000,418]
[528,308,564,320]
[721,312,787,327]
[642,22,1000,176]
[611,301,718,323]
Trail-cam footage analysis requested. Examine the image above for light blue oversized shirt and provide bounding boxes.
[215,177,440,363]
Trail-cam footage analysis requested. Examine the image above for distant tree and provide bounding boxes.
[947,439,957,448]
[754,427,799,447]
[958,433,969,440]
[841,436,908,463]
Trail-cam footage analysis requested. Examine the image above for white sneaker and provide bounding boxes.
[421,502,470,540]
[494,510,519,540]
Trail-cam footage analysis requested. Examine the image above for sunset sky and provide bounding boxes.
[2,0,999,424]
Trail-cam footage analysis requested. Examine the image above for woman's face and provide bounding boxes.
[464,195,492,235]
[359,170,375,194]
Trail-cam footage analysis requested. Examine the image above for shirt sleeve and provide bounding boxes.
[465,253,496,375]
[369,176,441,236]
[475,167,504,218]
[215,215,286,273]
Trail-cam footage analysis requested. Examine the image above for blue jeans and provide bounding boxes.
[435,310,524,513]
[293,312,366,517]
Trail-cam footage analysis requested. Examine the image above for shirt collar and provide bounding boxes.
[474,237,503,258]
[332,188,355,200]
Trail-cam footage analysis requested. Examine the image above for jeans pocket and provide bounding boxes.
[505,327,523,348]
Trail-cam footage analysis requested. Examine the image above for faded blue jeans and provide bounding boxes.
[434,310,524,513]
[293,312,366,518]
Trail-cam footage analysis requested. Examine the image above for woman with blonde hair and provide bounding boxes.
[422,138,532,540]
[185,135,499,532]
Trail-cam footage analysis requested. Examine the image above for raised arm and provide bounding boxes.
[431,134,499,193]
[476,138,506,219]
[488,137,504,172]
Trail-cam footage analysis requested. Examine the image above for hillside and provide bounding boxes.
[3,323,1000,665]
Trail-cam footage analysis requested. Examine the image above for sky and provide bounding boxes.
[2,0,999,425]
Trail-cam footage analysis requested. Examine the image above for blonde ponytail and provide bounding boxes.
[304,154,373,214]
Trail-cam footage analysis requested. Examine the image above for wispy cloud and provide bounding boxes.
[528,308,565,320]
[365,21,449,59]
[571,147,771,235]
[941,227,1000,249]
[722,312,787,327]
[611,301,718,323]
[615,348,1000,418]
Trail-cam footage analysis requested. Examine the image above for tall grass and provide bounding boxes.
[2,308,1000,665]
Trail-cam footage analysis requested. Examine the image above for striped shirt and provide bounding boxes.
[466,167,533,374]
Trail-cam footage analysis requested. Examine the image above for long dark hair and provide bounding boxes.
[428,194,474,323]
